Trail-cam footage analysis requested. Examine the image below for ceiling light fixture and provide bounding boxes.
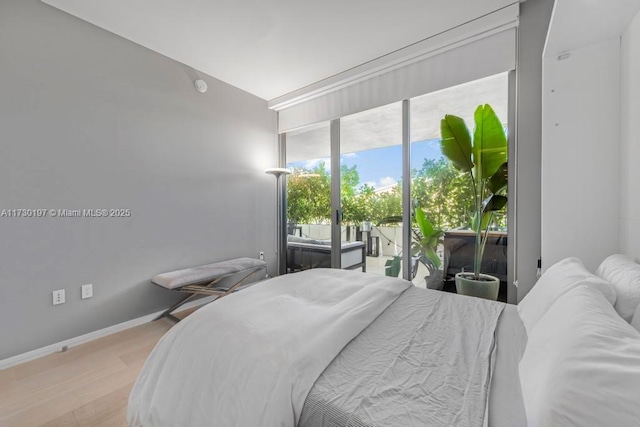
[194,79,208,93]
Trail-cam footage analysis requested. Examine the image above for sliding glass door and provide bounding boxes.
[340,102,403,277]
[285,122,334,272]
[410,73,509,295]
[282,72,511,300]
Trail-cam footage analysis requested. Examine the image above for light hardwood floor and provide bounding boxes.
[0,312,190,427]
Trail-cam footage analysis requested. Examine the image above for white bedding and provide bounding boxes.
[299,287,506,427]
[487,304,527,427]
[127,269,410,427]
[519,285,640,426]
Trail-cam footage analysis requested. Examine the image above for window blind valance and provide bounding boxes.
[272,4,519,133]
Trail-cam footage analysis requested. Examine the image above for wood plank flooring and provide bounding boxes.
[0,312,190,427]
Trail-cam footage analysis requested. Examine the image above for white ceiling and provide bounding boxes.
[42,0,515,101]
[544,0,640,56]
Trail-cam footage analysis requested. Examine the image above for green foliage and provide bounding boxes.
[413,207,443,273]
[286,106,508,265]
[286,163,331,224]
[341,165,373,224]
[384,256,401,277]
[440,115,473,172]
[371,185,402,224]
[412,158,475,230]
[287,157,496,231]
[379,206,443,279]
[439,104,508,279]
[472,105,508,180]
[287,162,404,225]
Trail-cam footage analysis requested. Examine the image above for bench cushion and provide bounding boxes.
[152,257,266,290]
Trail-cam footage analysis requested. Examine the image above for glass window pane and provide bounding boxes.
[340,102,403,277]
[410,73,509,296]
[285,122,333,272]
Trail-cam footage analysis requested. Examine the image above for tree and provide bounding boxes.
[371,184,402,225]
[287,163,331,224]
[288,163,387,226]
[340,164,367,225]
[412,158,475,230]
[287,157,502,232]
[343,183,377,225]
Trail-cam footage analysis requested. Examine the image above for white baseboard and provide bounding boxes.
[0,296,216,371]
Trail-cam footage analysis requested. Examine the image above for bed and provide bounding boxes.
[128,256,640,427]
[287,236,366,272]
[299,284,527,427]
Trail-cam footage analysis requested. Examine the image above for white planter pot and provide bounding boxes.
[454,272,500,301]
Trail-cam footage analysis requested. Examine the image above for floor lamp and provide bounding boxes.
[265,167,291,275]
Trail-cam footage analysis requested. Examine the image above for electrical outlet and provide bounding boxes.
[81,284,93,299]
[259,251,264,260]
[53,289,65,305]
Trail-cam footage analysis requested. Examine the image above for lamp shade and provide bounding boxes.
[265,167,291,176]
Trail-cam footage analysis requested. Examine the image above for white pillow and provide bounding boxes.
[519,285,640,426]
[631,303,640,333]
[517,257,616,335]
[596,254,640,322]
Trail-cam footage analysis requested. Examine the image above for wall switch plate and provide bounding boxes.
[259,251,264,260]
[81,284,93,299]
[53,289,65,305]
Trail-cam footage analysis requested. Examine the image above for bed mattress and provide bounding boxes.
[300,287,527,427]
[129,271,524,426]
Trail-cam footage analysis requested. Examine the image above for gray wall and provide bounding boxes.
[515,0,554,301]
[0,0,277,359]
[620,10,640,260]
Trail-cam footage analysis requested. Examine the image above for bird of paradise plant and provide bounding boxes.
[440,104,507,281]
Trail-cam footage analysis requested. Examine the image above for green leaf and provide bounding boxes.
[427,234,441,248]
[384,256,401,277]
[482,194,507,213]
[410,242,423,257]
[472,211,493,232]
[471,211,480,231]
[471,208,499,231]
[487,162,508,194]
[415,208,434,238]
[440,115,473,172]
[425,246,442,269]
[473,105,508,181]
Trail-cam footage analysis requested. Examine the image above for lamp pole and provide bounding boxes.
[265,168,290,275]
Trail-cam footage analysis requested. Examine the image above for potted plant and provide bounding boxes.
[384,255,402,278]
[380,208,444,290]
[412,208,445,289]
[440,104,507,300]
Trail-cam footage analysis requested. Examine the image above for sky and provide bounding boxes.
[288,138,444,189]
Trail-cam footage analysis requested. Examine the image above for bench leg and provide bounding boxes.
[153,265,266,322]
[153,293,199,322]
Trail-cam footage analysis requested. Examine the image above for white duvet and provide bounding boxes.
[127,269,410,427]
